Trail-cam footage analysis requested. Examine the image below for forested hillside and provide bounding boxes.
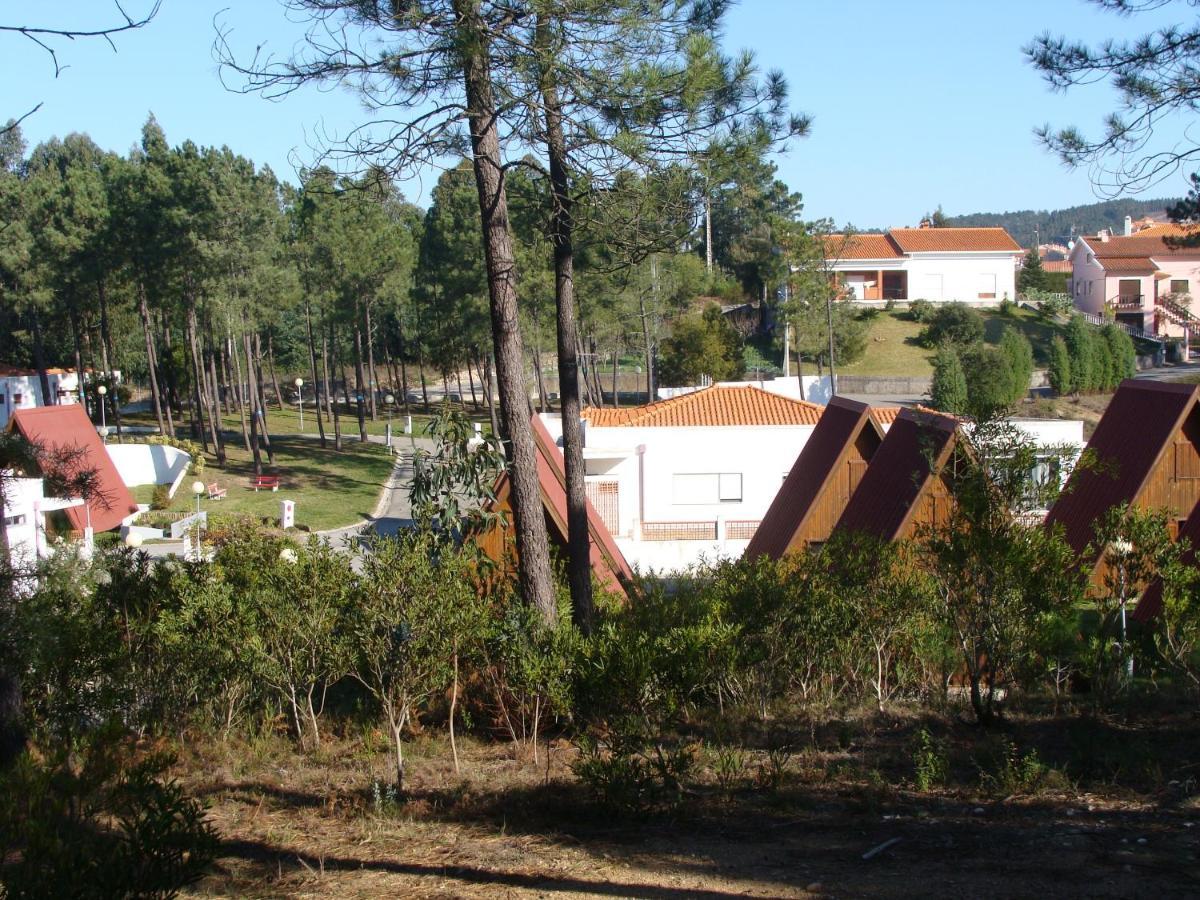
[942,197,1174,247]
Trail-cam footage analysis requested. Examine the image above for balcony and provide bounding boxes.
[1109,294,1145,311]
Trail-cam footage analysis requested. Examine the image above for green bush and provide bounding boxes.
[150,484,173,511]
[919,302,985,347]
[930,345,968,414]
[0,736,217,899]
[961,344,1016,418]
[1048,335,1072,395]
[909,298,934,322]
[911,727,949,791]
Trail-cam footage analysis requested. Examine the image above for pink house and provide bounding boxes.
[1069,222,1200,339]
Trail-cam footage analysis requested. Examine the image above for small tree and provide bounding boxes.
[998,326,1034,405]
[657,304,745,387]
[919,302,985,348]
[962,344,1016,419]
[1048,335,1072,396]
[930,345,968,415]
[921,418,1084,724]
[1102,324,1137,382]
[353,531,486,790]
[1017,249,1050,294]
[1065,315,1097,393]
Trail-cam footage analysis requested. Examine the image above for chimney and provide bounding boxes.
[1098,229,1110,242]
[1124,216,1133,236]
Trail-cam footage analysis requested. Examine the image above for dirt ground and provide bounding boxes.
[182,706,1200,899]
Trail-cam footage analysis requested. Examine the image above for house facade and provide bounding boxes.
[541,385,829,573]
[824,227,1022,305]
[1068,223,1200,338]
[0,366,80,430]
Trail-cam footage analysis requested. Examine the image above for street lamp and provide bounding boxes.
[191,480,205,562]
[385,393,395,450]
[124,531,144,549]
[294,377,305,432]
[96,384,108,439]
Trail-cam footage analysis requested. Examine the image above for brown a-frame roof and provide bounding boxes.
[8,404,138,534]
[745,397,885,559]
[1045,379,1200,566]
[479,415,634,597]
[833,406,960,542]
[1131,497,1200,624]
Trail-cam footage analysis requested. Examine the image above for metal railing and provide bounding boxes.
[641,521,718,541]
[1078,310,1162,344]
[725,520,761,540]
[1110,294,1145,311]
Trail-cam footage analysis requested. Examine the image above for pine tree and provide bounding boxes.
[998,326,1034,405]
[1048,336,1072,396]
[1102,324,1137,383]
[1064,316,1096,394]
[930,345,968,415]
[1017,249,1049,294]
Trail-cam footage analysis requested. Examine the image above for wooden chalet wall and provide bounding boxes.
[1045,380,1200,588]
[832,407,960,544]
[745,397,886,558]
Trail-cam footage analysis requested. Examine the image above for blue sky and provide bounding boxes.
[5,1,1192,227]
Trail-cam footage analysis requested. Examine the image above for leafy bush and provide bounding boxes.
[919,302,985,347]
[909,298,934,322]
[911,727,949,791]
[150,484,173,511]
[961,344,1017,418]
[0,735,217,899]
[930,346,968,414]
[1048,335,1072,395]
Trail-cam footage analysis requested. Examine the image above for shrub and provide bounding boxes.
[911,727,949,791]
[1065,315,1097,393]
[961,344,1016,418]
[1102,324,1137,382]
[150,484,173,511]
[884,297,896,312]
[998,296,1016,317]
[930,346,968,414]
[0,736,217,898]
[1048,335,1072,395]
[909,298,934,322]
[998,326,1034,404]
[919,302,985,347]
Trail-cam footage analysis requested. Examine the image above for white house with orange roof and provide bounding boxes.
[0,365,81,429]
[539,385,899,573]
[823,227,1022,305]
[1068,221,1200,338]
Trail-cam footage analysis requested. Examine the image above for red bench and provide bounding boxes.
[206,481,227,500]
[250,475,280,492]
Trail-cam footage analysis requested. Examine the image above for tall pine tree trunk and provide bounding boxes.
[96,279,123,440]
[323,322,342,451]
[353,304,369,443]
[229,325,252,452]
[184,302,210,451]
[252,332,274,465]
[457,1,555,621]
[537,15,593,630]
[267,334,284,412]
[243,331,265,473]
[137,285,167,435]
[364,301,378,422]
[305,298,327,450]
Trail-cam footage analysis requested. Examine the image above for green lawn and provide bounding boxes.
[832,305,1067,377]
[128,430,396,533]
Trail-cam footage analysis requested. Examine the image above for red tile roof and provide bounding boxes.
[1091,232,1200,263]
[8,404,138,534]
[1045,380,1200,561]
[583,385,825,428]
[868,406,902,427]
[746,397,884,559]
[833,407,960,541]
[888,227,1022,254]
[1093,256,1158,275]
[826,233,903,260]
[483,416,633,597]
[1132,498,1200,623]
[1042,260,1073,273]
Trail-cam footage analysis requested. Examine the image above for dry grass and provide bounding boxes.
[178,703,1200,898]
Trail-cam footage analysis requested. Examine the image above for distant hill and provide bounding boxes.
[942,197,1176,249]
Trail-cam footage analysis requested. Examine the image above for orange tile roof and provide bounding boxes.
[825,233,902,260]
[889,227,1022,253]
[1095,256,1157,274]
[868,406,901,427]
[1042,260,1072,273]
[1091,232,1200,262]
[583,385,825,428]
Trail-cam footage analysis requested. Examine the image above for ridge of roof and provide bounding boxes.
[582,384,825,427]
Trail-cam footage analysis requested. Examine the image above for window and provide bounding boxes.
[1171,279,1190,296]
[977,273,997,299]
[2,514,25,527]
[12,393,21,405]
[671,472,743,504]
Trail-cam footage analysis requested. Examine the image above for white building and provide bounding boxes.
[824,227,1022,305]
[542,384,1085,574]
[0,366,81,429]
[542,385,829,573]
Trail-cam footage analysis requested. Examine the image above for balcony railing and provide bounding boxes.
[1109,294,1145,311]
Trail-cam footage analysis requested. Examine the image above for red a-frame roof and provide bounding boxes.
[481,416,633,597]
[833,407,960,542]
[1045,380,1200,563]
[745,397,884,559]
[8,404,137,534]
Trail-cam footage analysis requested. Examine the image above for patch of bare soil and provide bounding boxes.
[181,707,1200,899]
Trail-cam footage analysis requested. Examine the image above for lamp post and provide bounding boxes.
[124,531,143,550]
[294,377,304,432]
[385,393,395,451]
[191,480,205,561]
[96,383,108,439]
